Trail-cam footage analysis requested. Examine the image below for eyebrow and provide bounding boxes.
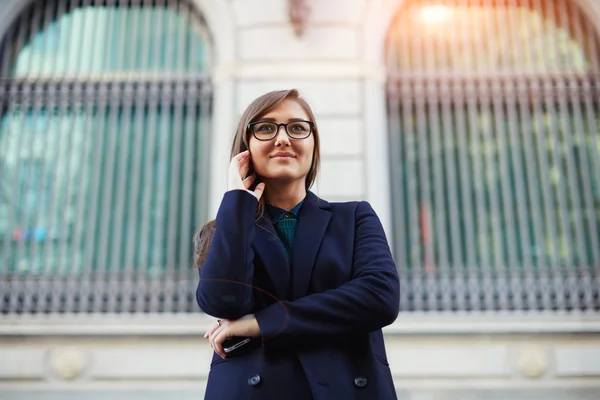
[258,117,308,122]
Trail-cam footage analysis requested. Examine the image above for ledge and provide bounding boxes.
[1,312,599,337]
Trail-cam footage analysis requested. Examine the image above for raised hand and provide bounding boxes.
[227,150,265,200]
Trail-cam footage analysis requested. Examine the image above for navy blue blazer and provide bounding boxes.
[197,190,400,400]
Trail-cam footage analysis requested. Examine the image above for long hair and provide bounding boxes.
[192,89,321,269]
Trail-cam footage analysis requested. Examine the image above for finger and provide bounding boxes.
[253,182,266,200]
[210,326,225,352]
[242,173,256,189]
[234,150,249,160]
[213,329,231,359]
[238,158,250,178]
[209,321,227,356]
[204,321,221,339]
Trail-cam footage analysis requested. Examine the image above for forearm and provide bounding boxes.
[255,270,399,341]
[255,200,400,347]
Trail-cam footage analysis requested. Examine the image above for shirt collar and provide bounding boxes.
[266,199,304,224]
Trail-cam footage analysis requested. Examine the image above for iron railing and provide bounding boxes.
[387,0,600,313]
[0,0,212,314]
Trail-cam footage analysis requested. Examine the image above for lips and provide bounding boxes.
[271,152,295,158]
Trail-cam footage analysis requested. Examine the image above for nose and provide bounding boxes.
[274,125,290,146]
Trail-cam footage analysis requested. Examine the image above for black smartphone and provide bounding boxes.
[223,337,252,353]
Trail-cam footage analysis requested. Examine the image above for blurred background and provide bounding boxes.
[0,0,599,399]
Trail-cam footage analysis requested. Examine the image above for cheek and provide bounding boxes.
[248,141,268,170]
[300,141,315,165]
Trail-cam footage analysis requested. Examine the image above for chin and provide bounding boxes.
[262,171,305,183]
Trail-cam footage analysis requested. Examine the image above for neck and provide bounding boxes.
[263,180,307,211]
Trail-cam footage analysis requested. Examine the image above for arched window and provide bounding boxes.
[386,0,600,313]
[0,0,212,314]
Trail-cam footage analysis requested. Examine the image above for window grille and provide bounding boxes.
[0,0,212,314]
[387,0,600,313]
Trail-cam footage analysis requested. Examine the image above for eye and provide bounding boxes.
[288,122,309,132]
[255,123,275,132]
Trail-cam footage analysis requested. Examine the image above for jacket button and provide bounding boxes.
[354,376,368,388]
[248,374,261,386]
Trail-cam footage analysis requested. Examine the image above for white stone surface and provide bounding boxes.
[190,0,236,65]
[387,345,510,378]
[231,0,287,26]
[554,346,600,377]
[307,0,368,25]
[317,117,363,156]
[0,348,46,379]
[231,0,368,26]
[363,79,392,239]
[237,80,362,115]
[89,346,213,379]
[238,27,359,61]
[317,159,364,198]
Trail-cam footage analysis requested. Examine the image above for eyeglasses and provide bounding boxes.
[247,120,314,141]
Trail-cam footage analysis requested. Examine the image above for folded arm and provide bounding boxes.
[254,201,400,347]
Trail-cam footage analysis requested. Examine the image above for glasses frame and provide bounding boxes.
[247,120,315,141]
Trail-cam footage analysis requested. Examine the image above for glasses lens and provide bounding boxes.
[252,122,278,140]
[286,121,311,139]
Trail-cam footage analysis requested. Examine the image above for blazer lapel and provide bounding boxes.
[253,216,291,301]
[291,192,332,300]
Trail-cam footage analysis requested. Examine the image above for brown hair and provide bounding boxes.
[192,89,321,269]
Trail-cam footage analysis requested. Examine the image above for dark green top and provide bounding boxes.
[265,200,304,263]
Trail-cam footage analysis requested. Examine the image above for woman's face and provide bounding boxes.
[248,99,315,185]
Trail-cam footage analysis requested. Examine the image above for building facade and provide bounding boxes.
[1,0,599,399]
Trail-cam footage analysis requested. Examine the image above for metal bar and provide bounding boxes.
[177,90,197,312]
[451,0,471,311]
[44,86,73,313]
[409,0,435,312]
[387,17,410,311]
[454,0,481,311]
[567,0,600,312]
[105,84,134,313]
[66,0,95,313]
[17,3,46,314]
[467,0,493,311]
[579,4,600,313]
[439,0,466,312]
[554,0,591,312]
[135,25,164,316]
[196,82,213,312]
[535,0,571,311]
[121,2,149,314]
[164,2,186,312]
[84,0,115,313]
[106,4,140,313]
[502,0,530,310]
[5,7,36,314]
[94,4,124,313]
[176,1,197,313]
[400,16,420,312]
[478,0,506,310]
[423,1,452,308]
[526,0,564,311]
[53,0,87,314]
[148,4,178,313]
[503,0,541,311]
[165,0,189,313]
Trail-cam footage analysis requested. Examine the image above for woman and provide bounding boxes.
[194,89,400,399]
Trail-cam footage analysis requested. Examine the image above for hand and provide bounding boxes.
[204,314,261,359]
[228,150,265,200]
